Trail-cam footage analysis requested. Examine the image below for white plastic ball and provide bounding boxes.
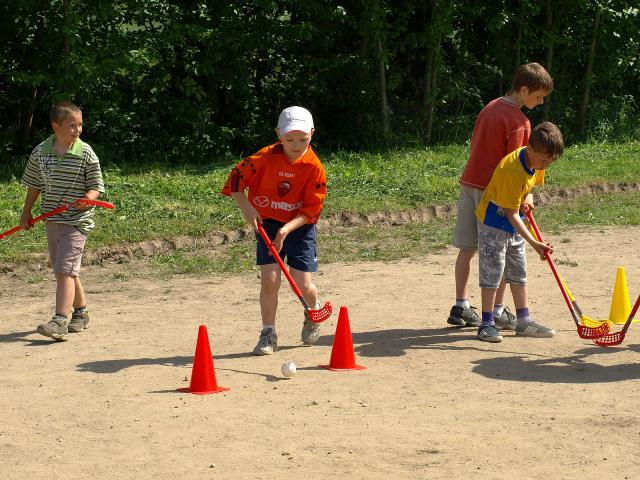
[281,360,297,377]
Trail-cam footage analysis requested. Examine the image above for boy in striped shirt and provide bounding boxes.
[20,101,105,341]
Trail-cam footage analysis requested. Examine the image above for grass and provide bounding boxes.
[0,140,638,269]
[533,192,640,233]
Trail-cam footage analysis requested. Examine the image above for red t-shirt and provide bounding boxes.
[460,97,531,189]
[221,143,327,224]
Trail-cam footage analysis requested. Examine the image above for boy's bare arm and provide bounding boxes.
[521,193,534,211]
[20,187,41,229]
[230,191,261,230]
[85,189,101,201]
[506,208,552,260]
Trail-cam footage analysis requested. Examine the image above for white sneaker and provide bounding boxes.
[516,321,556,338]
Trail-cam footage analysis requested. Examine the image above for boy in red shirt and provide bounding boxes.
[448,63,553,329]
[222,106,328,355]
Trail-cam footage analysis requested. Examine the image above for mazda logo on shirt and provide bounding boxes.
[254,196,269,208]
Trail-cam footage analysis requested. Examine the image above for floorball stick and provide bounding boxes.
[524,208,609,339]
[528,214,611,329]
[593,293,640,346]
[256,223,332,323]
[560,279,611,329]
[0,199,115,240]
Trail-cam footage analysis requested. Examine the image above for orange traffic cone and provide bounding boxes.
[320,306,366,371]
[180,325,229,394]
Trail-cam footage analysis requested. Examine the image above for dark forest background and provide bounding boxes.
[1,0,638,165]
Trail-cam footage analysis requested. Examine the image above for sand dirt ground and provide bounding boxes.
[1,226,639,479]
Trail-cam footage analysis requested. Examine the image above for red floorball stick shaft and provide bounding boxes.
[0,199,115,240]
[524,208,609,339]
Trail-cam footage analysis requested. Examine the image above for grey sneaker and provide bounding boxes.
[495,307,517,330]
[68,309,90,333]
[253,328,278,355]
[301,316,321,345]
[516,321,556,338]
[477,324,503,343]
[447,305,481,327]
[37,315,69,342]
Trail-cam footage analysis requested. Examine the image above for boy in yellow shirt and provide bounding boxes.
[474,122,563,342]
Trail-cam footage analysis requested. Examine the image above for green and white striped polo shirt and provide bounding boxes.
[21,135,105,234]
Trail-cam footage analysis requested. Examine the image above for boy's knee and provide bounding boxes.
[55,271,76,280]
[299,281,317,296]
[261,275,281,293]
[457,248,476,261]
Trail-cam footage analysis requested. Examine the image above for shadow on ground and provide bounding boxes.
[71,322,640,384]
[471,344,640,384]
[75,344,310,374]
[341,323,640,384]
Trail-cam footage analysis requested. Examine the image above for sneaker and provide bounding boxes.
[495,307,517,331]
[37,315,69,342]
[477,324,503,343]
[447,305,481,327]
[301,315,321,345]
[516,321,556,338]
[253,328,278,355]
[68,309,90,333]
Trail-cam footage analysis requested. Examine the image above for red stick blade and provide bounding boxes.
[593,331,625,347]
[307,302,333,323]
[576,322,610,340]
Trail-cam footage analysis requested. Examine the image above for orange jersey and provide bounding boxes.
[221,143,327,224]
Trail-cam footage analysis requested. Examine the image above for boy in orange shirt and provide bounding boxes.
[221,106,328,355]
[448,63,553,330]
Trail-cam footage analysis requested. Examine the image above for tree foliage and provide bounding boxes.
[1,0,638,165]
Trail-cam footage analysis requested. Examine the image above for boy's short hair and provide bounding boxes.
[511,63,554,94]
[50,101,81,124]
[529,121,564,160]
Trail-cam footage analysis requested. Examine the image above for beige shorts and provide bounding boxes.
[46,222,87,276]
[452,185,484,250]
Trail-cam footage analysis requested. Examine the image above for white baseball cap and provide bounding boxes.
[277,106,314,136]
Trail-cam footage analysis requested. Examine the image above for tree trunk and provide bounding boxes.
[21,87,39,150]
[63,0,71,87]
[376,36,390,140]
[514,0,524,68]
[579,9,601,136]
[543,0,554,121]
[423,0,439,144]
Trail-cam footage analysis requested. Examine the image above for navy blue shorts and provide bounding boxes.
[256,219,318,272]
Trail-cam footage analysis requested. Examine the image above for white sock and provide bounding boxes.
[455,298,470,309]
[494,304,505,317]
[262,325,275,332]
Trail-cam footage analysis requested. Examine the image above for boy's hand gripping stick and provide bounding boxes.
[256,223,332,324]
